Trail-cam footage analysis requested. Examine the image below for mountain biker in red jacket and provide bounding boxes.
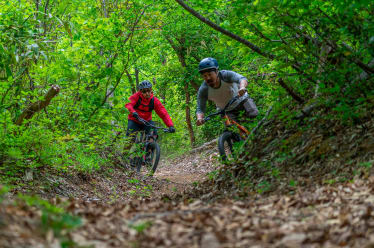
[125,80,175,137]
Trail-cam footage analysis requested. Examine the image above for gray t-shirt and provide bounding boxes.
[196,70,248,114]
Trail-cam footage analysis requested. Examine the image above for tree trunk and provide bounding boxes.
[125,69,136,94]
[135,67,139,89]
[164,35,196,146]
[174,0,274,60]
[185,83,195,146]
[277,78,305,104]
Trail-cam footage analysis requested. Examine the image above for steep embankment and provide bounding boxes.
[199,112,374,198]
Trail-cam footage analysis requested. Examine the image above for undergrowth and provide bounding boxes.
[209,95,374,197]
[0,185,82,247]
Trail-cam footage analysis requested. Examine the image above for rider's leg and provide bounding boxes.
[227,98,258,123]
[243,97,258,118]
[125,120,148,168]
[124,119,143,152]
[226,99,258,138]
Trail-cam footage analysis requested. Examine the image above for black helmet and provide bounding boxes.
[198,57,218,73]
[138,80,152,90]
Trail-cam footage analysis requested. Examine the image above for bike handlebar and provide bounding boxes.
[136,117,171,133]
[203,96,240,122]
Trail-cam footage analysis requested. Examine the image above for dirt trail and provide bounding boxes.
[156,147,218,183]
[149,145,219,197]
[2,144,374,247]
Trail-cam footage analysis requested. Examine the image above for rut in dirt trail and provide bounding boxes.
[155,144,218,184]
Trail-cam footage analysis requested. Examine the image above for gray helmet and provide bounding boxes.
[198,57,219,73]
[138,80,152,90]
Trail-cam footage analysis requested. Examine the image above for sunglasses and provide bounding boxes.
[140,89,152,94]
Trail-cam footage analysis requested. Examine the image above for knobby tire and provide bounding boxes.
[218,131,239,161]
[142,142,160,175]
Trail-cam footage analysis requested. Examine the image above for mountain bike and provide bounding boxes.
[204,96,251,161]
[128,118,171,175]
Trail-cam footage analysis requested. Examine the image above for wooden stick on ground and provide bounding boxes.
[190,138,218,154]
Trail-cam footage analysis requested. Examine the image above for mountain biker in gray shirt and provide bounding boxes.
[196,57,258,126]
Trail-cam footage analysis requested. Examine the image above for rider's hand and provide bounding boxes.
[168,126,176,133]
[196,113,205,126]
[196,118,205,126]
[132,112,139,119]
[238,87,247,97]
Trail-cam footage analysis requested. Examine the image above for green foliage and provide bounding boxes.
[0,185,9,203]
[129,221,152,234]
[289,179,297,187]
[257,180,271,194]
[359,161,374,169]
[0,0,373,186]
[126,178,154,198]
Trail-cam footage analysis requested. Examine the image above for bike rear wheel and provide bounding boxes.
[218,131,240,161]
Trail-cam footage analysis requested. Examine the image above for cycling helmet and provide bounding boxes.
[138,80,152,90]
[198,57,219,73]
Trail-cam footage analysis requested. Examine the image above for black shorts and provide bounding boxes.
[126,119,158,137]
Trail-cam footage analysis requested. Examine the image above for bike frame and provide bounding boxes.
[223,115,250,139]
[204,96,251,139]
[133,119,168,155]
[134,131,154,154]
[136,130,157,145]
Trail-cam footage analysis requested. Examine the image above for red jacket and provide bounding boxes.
[125,91,174,127]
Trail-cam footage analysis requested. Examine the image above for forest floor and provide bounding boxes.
[1,119,374,247]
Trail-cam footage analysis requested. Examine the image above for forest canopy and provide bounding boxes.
[0,0,373,184]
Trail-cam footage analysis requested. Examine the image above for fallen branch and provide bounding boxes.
[353,58,374,82]
[190,138,218,154]
[15,85,60,125]
[174,0,274,59]
[277,78,305,104]
[294,102,319,120]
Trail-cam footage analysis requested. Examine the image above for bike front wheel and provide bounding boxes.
[143,142,161,175]
[218,131,240,161]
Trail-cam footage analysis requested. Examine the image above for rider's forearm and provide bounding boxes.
[196,83,208,114]
[125,102,136,113]
[239,79,248,89]
[154,105,174,128]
